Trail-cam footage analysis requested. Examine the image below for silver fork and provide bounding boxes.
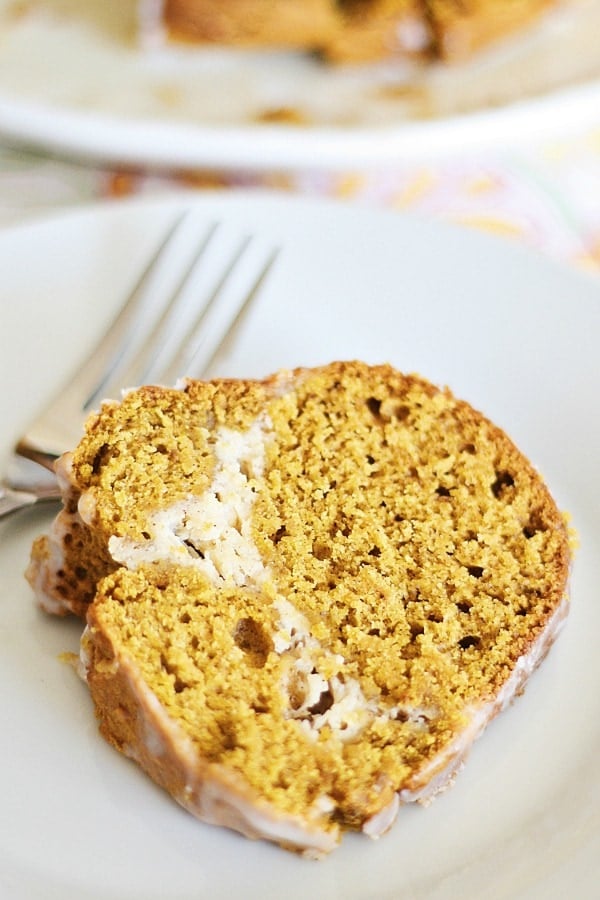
[0,213,278,519]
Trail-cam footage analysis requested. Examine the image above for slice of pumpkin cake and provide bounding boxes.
[28,361,570,855]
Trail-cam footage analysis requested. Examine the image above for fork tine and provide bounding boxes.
[149,238,280,386]
[97,227,278,393]
[15,215,278,471]
[88,220,218,406]
[80,210,192,411]
[15,212,192,462]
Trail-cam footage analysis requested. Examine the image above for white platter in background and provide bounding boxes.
[0,1,600,170]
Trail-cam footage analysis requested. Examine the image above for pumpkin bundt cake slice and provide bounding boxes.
[28,361,570,855]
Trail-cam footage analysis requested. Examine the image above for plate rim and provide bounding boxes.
[0,72,599,172]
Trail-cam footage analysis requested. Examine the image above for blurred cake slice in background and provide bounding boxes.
[137,0,581,63]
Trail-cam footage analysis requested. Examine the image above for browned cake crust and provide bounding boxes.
[164,0,341,51]
[28,361,571,855]
[155,0,571,62]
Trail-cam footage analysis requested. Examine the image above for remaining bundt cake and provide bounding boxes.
[139,0,573,62]
[28,361,570,856]
[426,0,560,60]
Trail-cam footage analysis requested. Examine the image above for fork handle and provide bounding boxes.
[14,441,59,474]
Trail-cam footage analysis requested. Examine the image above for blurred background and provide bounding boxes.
[0,0,599,272]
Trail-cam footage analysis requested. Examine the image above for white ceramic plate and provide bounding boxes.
[1,192,599,899]
[1,0,600,170]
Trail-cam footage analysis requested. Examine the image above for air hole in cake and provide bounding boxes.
[220,722,237,751]
[394,404,410,422]
[491,470,515,498]
[462,442,477,455]
[91,443,110,475]
[366,454,376,465]
[458,635,481,650]
[366,397,382,418]
[74,565,88,581]
[308,689,334,716]
[159,652,188,692]
[523,511,546,538]
[288,671,308,712]
[456,600,472,613]
[393,707,431,726]
[233,617,273,667]
[435,485,451,497]
[271,525,287,544]
[368,627,380,636]
[312,541,332,560]
[467,565,484,578]
[179,612,191,624]
[410,623,424,639]
[251,696,270,714]
[239,459,252,479]
[183,539,204,559]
